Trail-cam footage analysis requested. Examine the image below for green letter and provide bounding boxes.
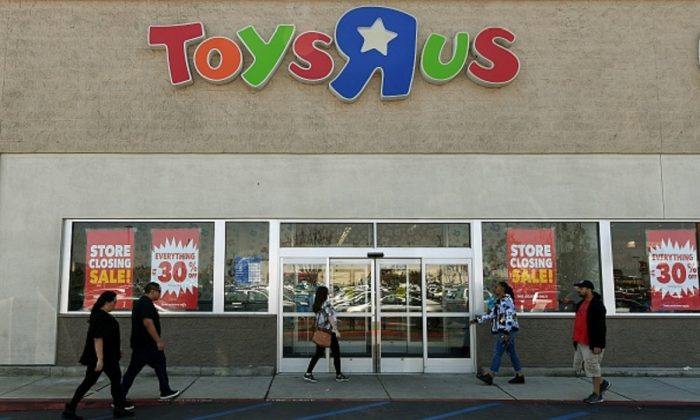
[420,32,469,84]
[237,24,295,89]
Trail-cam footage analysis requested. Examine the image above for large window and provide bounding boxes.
[65,220,699,316]
[482,222,601,313]
[611,222,700,313]
[68,222,214,312]
[224,222,270,312]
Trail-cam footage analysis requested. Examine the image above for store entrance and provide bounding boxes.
[278,252,474,373]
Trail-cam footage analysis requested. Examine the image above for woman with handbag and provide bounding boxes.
[304,285,349,383]
[62,291,134,419]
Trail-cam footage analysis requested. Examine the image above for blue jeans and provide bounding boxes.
[490,331,523,374]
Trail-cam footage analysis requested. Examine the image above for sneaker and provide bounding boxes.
[303,373,317,383]
[61,405,84,420]
[113,407,135,418]
[600,379,611,394]
[476,372,493,385]
[508,374,525,384]
[111,401,135,411]
[335,374,350,382]
[159,389,180,400]
[583,392,604,404]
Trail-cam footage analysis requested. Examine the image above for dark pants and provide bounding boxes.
[306,333,342,375]
[68,361,125,410]
[121,349,171,396]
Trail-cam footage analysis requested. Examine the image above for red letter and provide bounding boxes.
[148,23,205,86]
[467,27,520,87]
[288,31,334,84]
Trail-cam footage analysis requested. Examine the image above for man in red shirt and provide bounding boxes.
[572,280,609,404]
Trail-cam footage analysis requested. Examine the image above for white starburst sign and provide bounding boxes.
[151,229,200,309]
[647,230,700,311]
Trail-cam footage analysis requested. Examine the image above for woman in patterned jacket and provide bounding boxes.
[470,281,525,385]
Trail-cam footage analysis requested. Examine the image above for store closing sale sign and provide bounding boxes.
[150,229,200,310]
[646,230,700,311]
[507,228,557,312]
[148,5,520,101]
[84,228,135,310]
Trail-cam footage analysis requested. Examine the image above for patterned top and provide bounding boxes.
[477,294,520,334]
[315,300,336,330]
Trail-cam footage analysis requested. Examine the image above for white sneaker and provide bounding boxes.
[159,389,180,400]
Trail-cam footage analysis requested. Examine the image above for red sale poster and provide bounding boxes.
[507,228,558,312]
[84,228,135,310]
[646,230,700,311]
[150,229,200,310]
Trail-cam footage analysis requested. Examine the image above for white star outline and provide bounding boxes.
[357,18,398,56]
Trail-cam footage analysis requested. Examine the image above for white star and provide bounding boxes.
[357,18,398,56]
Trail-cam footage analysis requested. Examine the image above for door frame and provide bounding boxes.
[422,258,474,373]
[277,248,475,373]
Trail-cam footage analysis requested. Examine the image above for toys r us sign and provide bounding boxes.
[148,6,520,102]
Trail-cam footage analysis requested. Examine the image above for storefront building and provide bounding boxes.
[0,1,699,373]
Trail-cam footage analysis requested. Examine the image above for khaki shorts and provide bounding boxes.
[573,344,604,377]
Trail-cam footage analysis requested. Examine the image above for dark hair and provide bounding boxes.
[144,282,161,294]
[312,286,329,313]
[90,291,117,317]
[498,281,517,306]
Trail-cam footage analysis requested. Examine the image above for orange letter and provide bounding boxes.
[194,37,243,84]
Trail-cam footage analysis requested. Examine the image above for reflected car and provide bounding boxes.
[346,294,442,313]
[615,298,649,313]
[334,291,372,312]
[226,289,270,312]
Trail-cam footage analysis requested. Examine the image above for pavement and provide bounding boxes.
[1,373,699,412]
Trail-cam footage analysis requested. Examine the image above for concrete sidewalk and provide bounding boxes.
[1,374,699,409]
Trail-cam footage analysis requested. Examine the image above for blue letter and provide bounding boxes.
[329,6,418,102]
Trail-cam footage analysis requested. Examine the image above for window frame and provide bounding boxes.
[606,219,700,318]
[59,219,700,318]
[479,219,603,318]
[60,218,275,316]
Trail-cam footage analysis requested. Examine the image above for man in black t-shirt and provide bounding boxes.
[121,282,180,402]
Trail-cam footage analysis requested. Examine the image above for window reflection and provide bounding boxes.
[224,222,270,312]
[330,262,371,313]
[611,222,700,313]
[282,263,325,313]
[379,263,423,313]
[69,222,214,312]
[482,222,601,313]
[427,318,470,358]
[280,223,373,247]
[426,264,469,312]
[381,317,423,357]
[377,223,470,247]
[282,316,317,358]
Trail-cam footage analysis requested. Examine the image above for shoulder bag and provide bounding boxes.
[311,312,332,348]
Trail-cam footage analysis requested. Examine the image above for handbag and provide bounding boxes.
[311,312,332,348]
[312,327,332,348]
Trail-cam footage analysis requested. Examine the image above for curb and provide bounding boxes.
[2,398,700,412]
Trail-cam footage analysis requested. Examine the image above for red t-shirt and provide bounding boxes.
[573,299,590,345]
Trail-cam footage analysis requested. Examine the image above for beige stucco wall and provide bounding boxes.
[0,152,695,364]
[0,0,698,154]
